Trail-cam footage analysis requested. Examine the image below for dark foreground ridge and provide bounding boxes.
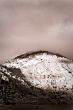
[0,51,73,105]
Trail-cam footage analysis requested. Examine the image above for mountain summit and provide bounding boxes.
[0,51,73,104]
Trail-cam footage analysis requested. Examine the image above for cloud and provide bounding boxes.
[0,0,73,62]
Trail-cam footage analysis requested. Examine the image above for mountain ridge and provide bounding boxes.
[0,51,73,104]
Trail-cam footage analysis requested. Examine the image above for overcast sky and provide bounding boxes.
[0,0,73,62]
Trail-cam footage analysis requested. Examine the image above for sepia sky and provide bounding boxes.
[0,0,73,62]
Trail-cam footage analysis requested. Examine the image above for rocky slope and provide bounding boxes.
[0,51,73,104]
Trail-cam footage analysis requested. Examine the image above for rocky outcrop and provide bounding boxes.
[0,51,73,104]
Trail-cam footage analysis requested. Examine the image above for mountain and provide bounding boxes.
[0,51,73,104]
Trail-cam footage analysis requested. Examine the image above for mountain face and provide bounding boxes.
[0,51,73,104]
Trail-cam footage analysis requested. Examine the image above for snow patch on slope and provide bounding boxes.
[2,52,73,93]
